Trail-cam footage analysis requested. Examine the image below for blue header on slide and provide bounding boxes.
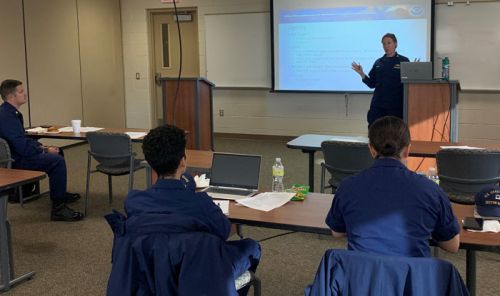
[280,6,426,23]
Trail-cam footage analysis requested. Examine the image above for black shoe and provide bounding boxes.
[65,192,81,204]
[51,204,84,222]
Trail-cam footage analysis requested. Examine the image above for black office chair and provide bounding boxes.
[85,132,145,216]
[437,148,500,204]
[320,140,374,193]
[0,138,13,169]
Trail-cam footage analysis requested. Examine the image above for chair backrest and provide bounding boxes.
[0,138,13,168]
[305,249,469,296]
[86,132,132,167]
[437,148,500,204]
[321,140,373,187]
[106,212,239,296]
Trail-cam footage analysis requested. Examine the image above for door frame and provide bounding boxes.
[147,7,199,128]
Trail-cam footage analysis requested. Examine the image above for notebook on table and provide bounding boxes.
[202,153,261,200]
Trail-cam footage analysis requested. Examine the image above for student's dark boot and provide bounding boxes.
[51,203,84,222]
[64,192,81,204]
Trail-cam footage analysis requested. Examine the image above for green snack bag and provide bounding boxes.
[289,184,309,201]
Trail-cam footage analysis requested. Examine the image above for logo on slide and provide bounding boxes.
[410,6,424,17]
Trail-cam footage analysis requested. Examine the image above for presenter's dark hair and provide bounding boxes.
[368,116,410,158]
[0,79,23,101]
[142,124,186,177]
[381,33,397,44]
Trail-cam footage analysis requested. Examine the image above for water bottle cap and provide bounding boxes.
[276,157,281,161]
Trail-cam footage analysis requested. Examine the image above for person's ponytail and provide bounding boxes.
[369,116,410,159]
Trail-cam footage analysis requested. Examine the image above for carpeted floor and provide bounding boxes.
[3,135,500,295]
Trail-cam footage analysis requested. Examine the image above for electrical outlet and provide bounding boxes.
[219,109,224,117]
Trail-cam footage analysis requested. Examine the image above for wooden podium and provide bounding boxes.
[403,80,460,171]
[160,77,214,150]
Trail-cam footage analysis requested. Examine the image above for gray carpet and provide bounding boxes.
[3,136,500,295]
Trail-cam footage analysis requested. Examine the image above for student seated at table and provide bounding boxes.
[108,124,260,295]
[0,79,83,222]
[326,116,460,257]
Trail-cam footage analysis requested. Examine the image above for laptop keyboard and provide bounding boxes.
[206,187,251,196]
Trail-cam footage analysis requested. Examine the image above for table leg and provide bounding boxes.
[0,195,11,291]
[0,194,36,292]
[303,150,315,192]
[466,250,476,296]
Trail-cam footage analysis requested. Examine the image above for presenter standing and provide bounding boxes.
[351,33,409,127]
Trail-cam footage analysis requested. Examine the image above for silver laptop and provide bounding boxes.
[400,62,433,81]
[202,153,261,200]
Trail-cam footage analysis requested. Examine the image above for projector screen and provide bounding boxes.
[272,0,434,92]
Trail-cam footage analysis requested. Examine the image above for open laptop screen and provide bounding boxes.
[209,153,261,189]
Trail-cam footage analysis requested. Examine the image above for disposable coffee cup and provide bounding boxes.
[71,120,81,133]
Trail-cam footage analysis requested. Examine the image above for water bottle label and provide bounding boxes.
[273,167,284,177]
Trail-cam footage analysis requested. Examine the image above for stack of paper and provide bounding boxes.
[125,132,147,139]
[58,126,104,133]
[440,145,484,150]
[26,127,47,133]
[466,220,500,233]
[236,192,295,212]
[213,200,229,215]
[194,174,210,188]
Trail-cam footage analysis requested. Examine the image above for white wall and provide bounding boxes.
[121,0,500,143]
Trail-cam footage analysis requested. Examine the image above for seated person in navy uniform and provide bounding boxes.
[0,79,83,222]
[122,124,260,294]
[326,116,460,257]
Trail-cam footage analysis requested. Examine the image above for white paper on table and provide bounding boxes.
[125,132,147,139]
[440,145,484,150]
[26,127,47,133]
[213,200,229,215]
[236,192,295,212]
[466,220,500,233]
[57,126,104,133]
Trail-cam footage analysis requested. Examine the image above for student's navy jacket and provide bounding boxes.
[305,249,469,296]
[106,177,260,296]
[0,102,42,162]
[106,211,257,296]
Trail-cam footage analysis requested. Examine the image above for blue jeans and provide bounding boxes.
[225,238,261,296]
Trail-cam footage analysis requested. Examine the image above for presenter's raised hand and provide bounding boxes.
[351,61,366,78]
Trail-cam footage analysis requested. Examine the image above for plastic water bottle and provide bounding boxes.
[272,158,284,192]
[442,57,450,81]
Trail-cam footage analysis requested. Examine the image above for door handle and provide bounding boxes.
[155,72,162,86]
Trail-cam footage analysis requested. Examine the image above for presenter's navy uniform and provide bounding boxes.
[326,158,460,257]
[0,102,67,201]
[123,177,261,285]
[362,53,409,126]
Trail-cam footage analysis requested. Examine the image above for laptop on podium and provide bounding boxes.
[400,62,433,81]
[202,153,261,200]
